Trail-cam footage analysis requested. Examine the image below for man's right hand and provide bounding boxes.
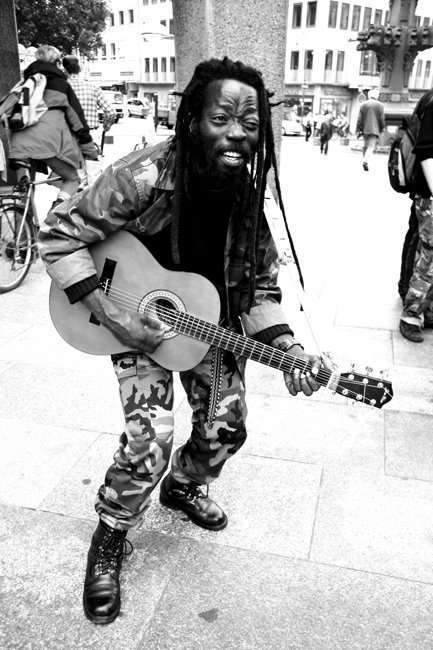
[81,287,170,354]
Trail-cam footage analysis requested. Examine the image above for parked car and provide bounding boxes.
[281,119,303,136]
[97,91,124,123]
[126,98,150,119]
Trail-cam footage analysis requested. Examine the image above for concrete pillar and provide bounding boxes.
[171,0,289,168]
[0,0,20,185]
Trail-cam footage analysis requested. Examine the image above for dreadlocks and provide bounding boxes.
[171,56,303,312]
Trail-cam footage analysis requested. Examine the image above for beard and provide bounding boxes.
[191,140,253,190]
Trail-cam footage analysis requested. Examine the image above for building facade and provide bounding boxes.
[86,0,175,116]
[86,0,433,130]
[285,0,433,131]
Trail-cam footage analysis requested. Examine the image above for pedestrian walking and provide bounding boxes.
[38,56,329,625]
[356,89,385,171]
[62,55,116,144]
[320,112,333,155]
[303,111,313,141]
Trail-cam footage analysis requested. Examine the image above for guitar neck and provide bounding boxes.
[167,310,338,391]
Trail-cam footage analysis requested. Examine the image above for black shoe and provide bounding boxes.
[363,162,369,171]
[399,320,424,342]
[160,473,228,531]
[83,520,133,625]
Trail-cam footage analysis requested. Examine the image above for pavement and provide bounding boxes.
[1,132,433,650]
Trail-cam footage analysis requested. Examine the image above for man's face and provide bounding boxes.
[192,79,260,187]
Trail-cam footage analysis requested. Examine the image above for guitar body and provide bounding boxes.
[49,230,221,371]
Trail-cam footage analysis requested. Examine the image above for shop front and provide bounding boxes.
[284,85,314,121]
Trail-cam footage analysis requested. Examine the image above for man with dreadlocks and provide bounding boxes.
[38,57,326,624]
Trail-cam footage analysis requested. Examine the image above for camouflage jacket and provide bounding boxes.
[38,137,291,341]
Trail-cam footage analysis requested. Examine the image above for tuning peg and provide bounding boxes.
[380,369,390,379]
[365,366,373,375]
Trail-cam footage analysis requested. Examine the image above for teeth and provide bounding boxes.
[224,152,242,158]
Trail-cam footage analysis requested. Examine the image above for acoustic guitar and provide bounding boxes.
[49,230,393,409]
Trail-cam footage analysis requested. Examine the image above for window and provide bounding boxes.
[415,16,421,26]
[169,19,174,34]
[110,13,114,26]
[110,43,116,60]
[293,3,302,28]
[362,7,372,30]
[306,2,317,27]
[416,60,423,78]
[129,10,134,24]
[340,4,349,29]
[161,0,166,3]
[143,0,148,4]
[160,19,167,27]
[352,6,361,30]
[101,44,106,60]
[374,10,382,24]
[153,57,158,81]
[359,51,379,75]
[145,58,150,81]
[337,51,345,71]
[328,2,338,28]
[325,50,333,70]
[385,11,389,23]
[152,0,158,4]
[423,18,430,26]
[424,61,431,85]
[170,57,175,73]
[119,11,124,25]
[305,50,313,70]
[161,58,167,73]
[290,51,299,70]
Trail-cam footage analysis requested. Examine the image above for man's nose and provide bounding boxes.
[227,121,247,139]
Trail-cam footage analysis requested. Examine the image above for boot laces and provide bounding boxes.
[181,483,209,502]
[96,530,133,575]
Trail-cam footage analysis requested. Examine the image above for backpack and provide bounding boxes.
[387,113,421,195]
[0,73,48,131]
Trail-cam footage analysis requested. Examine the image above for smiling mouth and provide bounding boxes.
[221,151,245,166]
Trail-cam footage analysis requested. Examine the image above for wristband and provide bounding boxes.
[277,339,304,353]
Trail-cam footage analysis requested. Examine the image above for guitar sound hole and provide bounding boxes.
[156,298,177,327]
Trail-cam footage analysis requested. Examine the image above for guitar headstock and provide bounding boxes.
[337,367,393,408]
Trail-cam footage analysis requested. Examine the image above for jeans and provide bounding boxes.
[44,156,80,198]
[398,202,419,299]
[362,134,378,164]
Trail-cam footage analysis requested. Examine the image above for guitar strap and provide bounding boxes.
[263,186,324,357]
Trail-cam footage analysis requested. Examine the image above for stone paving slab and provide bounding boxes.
[0,417,100,509]
[0,262,51,325]
[0,362,124,433]
[172,393,385,472]
[140,540,433,650]
[310,467,433,583]
[0,505,185,650]
[0,320,32,347]
[385,411,433,481]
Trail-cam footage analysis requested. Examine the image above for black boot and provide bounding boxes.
[83,520,133,624]
[159,473,228,531]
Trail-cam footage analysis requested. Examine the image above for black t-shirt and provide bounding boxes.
[141,181,235,304]
[413,102,433,198]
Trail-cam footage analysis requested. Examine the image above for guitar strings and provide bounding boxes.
[99,283,379,404]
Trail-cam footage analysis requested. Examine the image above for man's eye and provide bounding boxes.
[244,121,259,130]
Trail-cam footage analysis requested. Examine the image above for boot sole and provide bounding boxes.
[83,596,120,625]
[159,490,228,531]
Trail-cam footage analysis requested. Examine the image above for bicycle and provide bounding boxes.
[0,161,60,293]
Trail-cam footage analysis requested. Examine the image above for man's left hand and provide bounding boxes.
[283,347,332,397]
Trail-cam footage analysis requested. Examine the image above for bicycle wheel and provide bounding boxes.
[0,205,35,292]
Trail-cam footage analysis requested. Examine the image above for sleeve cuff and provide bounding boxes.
[252,324,294,345]
[64,274,101,304]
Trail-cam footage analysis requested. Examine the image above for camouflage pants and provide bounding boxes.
[401,196,433,328]
[95,348,247,530]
